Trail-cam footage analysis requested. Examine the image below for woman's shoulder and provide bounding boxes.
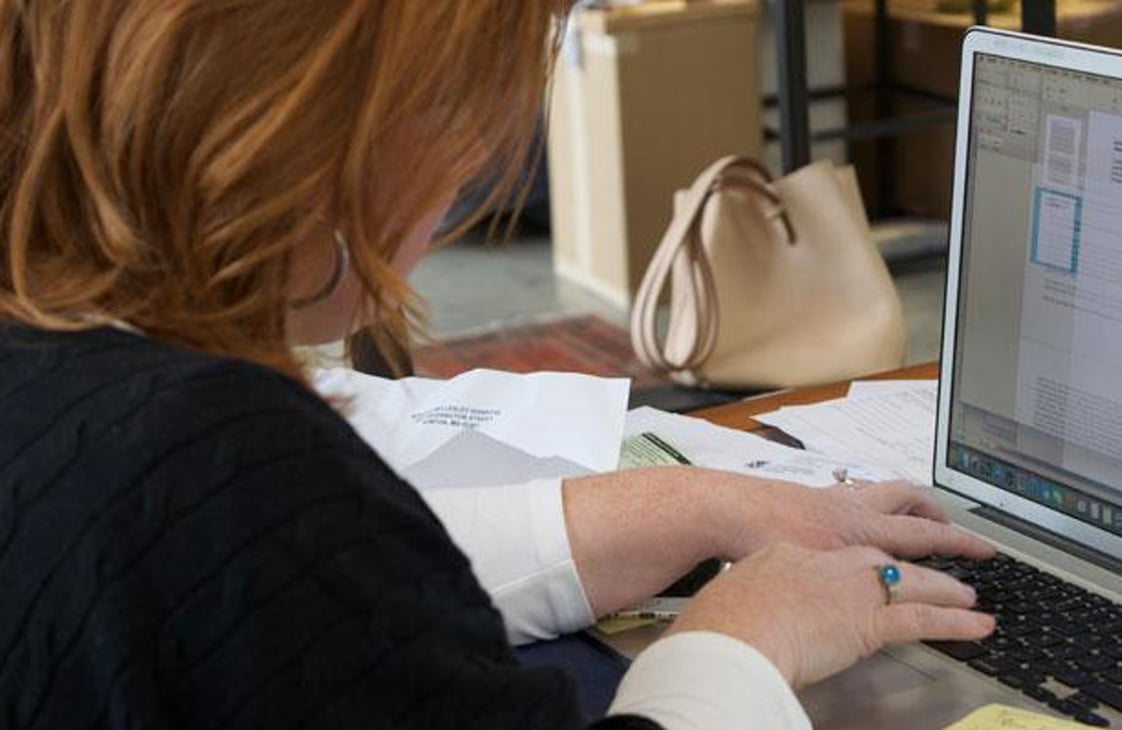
[2,324,354,449]
[0,321,483,603]
[0,324,417,516]
[0,323,468,568]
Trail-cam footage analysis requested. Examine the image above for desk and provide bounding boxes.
[691,360,937,433]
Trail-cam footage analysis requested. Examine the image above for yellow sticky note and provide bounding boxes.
[944,704,1090,730]
[595,615,658,635]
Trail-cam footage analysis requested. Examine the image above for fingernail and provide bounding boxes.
[965,613,995,638]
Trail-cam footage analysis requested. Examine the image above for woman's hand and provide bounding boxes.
[666,542,995,689]
[705,474,995,562]
[562,467,992,619]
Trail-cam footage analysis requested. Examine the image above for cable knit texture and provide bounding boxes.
[0,325,658,730]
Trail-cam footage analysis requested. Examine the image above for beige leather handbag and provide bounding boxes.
[630,156,907,390]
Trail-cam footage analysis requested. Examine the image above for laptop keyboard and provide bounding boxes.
[922,553,1122,727]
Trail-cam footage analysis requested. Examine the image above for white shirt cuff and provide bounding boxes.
[420,478,594,645]
[609,631,812,730]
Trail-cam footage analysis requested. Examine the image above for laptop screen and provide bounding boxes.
[947,49,1122,540]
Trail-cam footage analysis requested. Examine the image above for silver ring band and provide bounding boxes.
[876,564,902,606]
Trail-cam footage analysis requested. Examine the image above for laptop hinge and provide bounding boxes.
[970,505,1122,575]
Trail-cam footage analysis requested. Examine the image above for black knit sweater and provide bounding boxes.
[0,325,661,730]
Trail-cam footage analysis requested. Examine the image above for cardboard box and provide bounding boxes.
[844,0,1122,218]
[549,0,761,308]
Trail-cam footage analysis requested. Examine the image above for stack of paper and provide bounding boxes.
[314,368,629,490]
[313,367,931,492]
[621,406,895,487]
[754,380,938,485]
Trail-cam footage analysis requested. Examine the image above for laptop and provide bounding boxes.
[801,27,1122,729]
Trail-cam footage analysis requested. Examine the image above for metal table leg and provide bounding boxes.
[774,0,811,172]
[874,0,895,214]
[1022,0,1056,36]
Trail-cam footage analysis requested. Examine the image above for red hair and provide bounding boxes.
[0,0,567,380]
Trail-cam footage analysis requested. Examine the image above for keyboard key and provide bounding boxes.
[1008,645,1046,663]
[1066,692,1100,710]
[1045,643,1086,661]
[1025,631,1067,649]
[1005,623,1044,639]
[945,566,975,581]
[1070,608,1101,624]
[1074,711,1110,728]
[1054,621,1090,638]
[1073,634,1112,651]
[998,671,1045,690]
[1023,685,1057,703]
[1075,655,1116,673]
[969,655,1021,676]
[1005,601,1036,614]
[1049,666,1093,688]
[927,641,989,661]
[1047,697,1083,717]
[981,635,1019,652]
[1081,680,1122,712]
[1039,636,1069,651]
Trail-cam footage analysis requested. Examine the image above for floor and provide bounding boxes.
[409,220,950,367]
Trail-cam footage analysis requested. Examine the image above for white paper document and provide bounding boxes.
[622,406,894,487]
[848,379,935,400]
[314,368,629,489]
[755,381,938,485]
[312,367,922,492]
[400,429,593,490]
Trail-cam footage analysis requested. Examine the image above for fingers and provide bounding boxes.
[855,480,948,521]
[877,605,996,645]
[677,544,995,689]
[889,563,977,608]
[868,561,995,646]
[871,515,996,560]
[847,548,977,608]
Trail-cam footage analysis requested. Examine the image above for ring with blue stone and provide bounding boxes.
[876,564,902,606]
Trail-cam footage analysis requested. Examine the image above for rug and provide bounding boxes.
[412,314,753,412]
[412,314,668,389]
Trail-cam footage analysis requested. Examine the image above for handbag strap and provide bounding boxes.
[630,156,793,375]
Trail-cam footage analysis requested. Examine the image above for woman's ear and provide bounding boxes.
[286,231,364,346]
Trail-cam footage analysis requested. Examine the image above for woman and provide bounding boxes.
[0,2,994,728]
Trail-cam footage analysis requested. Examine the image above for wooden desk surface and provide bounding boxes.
[690,361,938,431]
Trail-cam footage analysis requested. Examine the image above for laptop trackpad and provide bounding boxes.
[800,650,933,723]
[799,644,1025,730]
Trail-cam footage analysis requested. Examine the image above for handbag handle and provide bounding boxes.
[630,156,794,376]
